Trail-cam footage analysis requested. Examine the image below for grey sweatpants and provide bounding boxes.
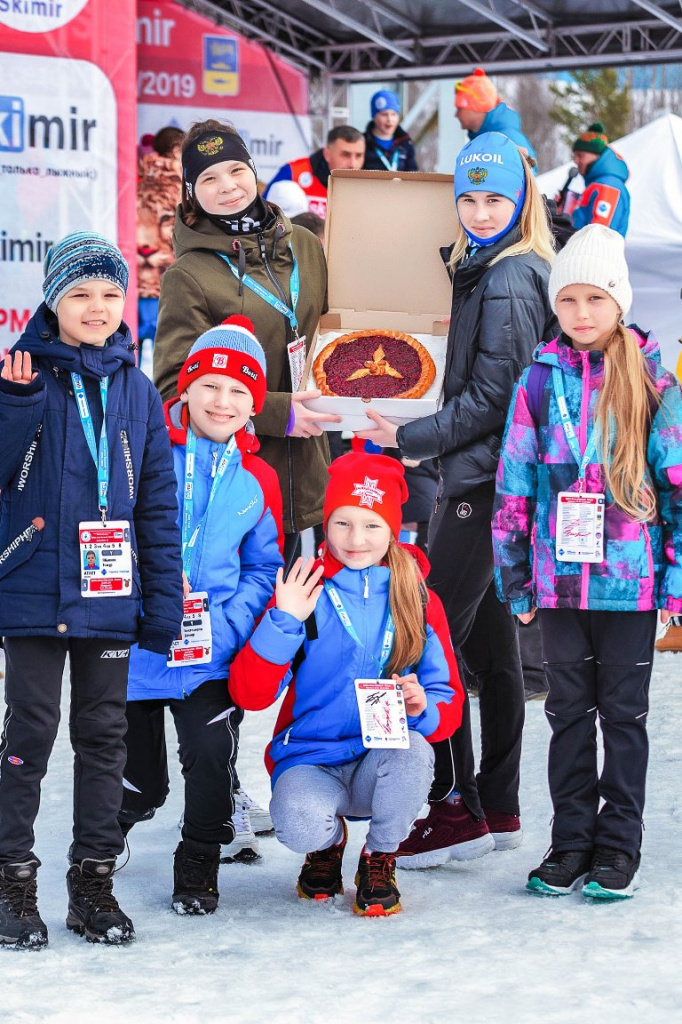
[270,732,435,855]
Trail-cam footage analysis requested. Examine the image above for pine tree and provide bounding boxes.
[550,69,630,146]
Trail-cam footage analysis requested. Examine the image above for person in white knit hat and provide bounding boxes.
[492,222,682,900]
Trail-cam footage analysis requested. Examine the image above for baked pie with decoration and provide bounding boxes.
[313,330,436,400]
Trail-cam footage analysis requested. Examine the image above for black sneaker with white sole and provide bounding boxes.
[0,860,48,949]
[582,846,640,900]
[526,850,593,896]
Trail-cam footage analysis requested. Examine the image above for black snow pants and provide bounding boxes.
[426,481,525,817]
[0,636,130,865]
[538,608,657,858]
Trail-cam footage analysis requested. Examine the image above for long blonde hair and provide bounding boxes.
[597,324,660,522]
[448,158,555,273]
[385,538,427,677]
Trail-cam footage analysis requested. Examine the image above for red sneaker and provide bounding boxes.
[395,797,495,869]
[483,808,523,851]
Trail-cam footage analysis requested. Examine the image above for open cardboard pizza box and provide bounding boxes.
[301,169,457,432]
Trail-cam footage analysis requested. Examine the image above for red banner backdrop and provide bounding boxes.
[0,1,138,350]
[137,0,311,184]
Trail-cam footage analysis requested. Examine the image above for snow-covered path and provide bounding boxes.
[2,652,682,1024]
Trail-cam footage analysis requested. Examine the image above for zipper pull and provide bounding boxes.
[364,573,369,599]
[211,450,218,478]
[257,233,267,261]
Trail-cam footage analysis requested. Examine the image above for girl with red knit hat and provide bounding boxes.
[229,452,464,916]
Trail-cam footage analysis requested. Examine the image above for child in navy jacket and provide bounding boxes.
[229,453,463,916]
[0,232,183,947]
[120,316,283,916]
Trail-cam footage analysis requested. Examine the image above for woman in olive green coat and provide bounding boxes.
[154,120,339,548]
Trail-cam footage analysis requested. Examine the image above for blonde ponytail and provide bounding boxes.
[385,539,427,677]
[597,324,661,521]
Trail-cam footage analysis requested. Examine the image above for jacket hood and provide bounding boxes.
[585,147,629,184]
[14,303,136,379]
[533,325,660,374]
[172,205,294,259]
[163,395,261,454]
[477,103,523,137]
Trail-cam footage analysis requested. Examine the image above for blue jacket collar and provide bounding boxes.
[15,302,136,379]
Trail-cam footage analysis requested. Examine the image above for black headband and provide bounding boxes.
[183,130,258,196]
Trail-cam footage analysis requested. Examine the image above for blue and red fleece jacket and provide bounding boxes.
[126,398,283,700]
[229,546,464,787]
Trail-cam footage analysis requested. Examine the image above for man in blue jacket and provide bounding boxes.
[569,122,630,237]
[454,67,537,167]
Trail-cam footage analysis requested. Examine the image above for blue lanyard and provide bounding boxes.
[323,580,395,678]
[552,367,599,491]
[182,429,237,580]
[374,146,399,172]
[217,244,300,336]
[71,373,109,519]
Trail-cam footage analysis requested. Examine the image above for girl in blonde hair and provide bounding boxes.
[229,452,463,916]
[357,131,556,867]
[493,223,682,900]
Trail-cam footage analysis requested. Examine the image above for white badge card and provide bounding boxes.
[79,521,133,597]
[287,336,307,393]
[354,679,410,750]
[556,492,605,563]
[167,592,212,667]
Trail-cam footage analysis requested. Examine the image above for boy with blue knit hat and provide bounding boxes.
[363,88,418,173]
[119,314,284,916]
[0,231,183,948]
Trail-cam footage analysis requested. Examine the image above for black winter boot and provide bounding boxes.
[66,857,135,944]
[172,838,220,915]
[0,860,48,949]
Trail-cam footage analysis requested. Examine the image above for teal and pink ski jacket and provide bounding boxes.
[493,329,682,614]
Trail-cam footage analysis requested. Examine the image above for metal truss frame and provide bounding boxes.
[179,1,682,80]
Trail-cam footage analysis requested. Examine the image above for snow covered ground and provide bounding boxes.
[2,649,682,1024]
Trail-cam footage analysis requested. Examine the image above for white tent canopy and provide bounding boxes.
[537,114,682,374]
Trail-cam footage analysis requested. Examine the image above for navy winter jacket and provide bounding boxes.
[126,399,284,700]
[363,122,418,172]
[0,304,183,651]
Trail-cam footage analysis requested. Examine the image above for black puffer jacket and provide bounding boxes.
[396,231,556,500]
[363,123,418,172]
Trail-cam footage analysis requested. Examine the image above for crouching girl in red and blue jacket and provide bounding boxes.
[229,453,463,916]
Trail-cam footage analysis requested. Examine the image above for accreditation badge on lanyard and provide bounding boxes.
[552,367,605,564]
[323,581,410,750]
[168,431,237,666]
[217,245,304,386]
[167,592,212,666]
[354,679,410,749]
[72,373,133,597]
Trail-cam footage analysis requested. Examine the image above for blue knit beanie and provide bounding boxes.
[43,232,129,312]
[371,90,401,118]
[454,132,526,247]
[178,316,268,413]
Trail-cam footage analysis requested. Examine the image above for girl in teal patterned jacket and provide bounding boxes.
[493,225,682,901]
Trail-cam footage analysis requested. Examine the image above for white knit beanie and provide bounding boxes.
[548,224,632,318]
